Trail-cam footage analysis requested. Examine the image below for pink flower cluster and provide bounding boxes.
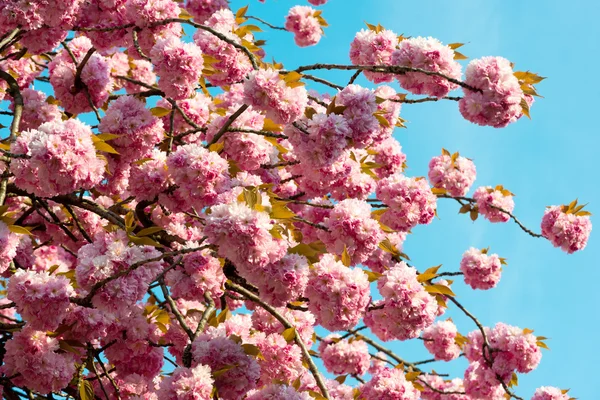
[531,387,571,400]
[2,327,77,394]
[157,94,211,135]
[193,9,253,86]
[165,248,225,301]
[473,186,515,223]
[10,119,106,197]
[157,365,214,400]
[428,152,477,197]
[421,320,461,361]
[192,333,261,399]
[318,335,370,376]
[251,332,304,385]
[7,270,73,331]
[363,231,407,274]
[392,37,462,98]
[459,56,524,128]
[184,0,230,23]
[0,221,20,274]
[463,361,506,399]
[99,96,165,161]
[246,384,311,400]
[129,149,170,201]
[251,254,310,307]
[350,28,398,83]
[126,0,181,27]
[244,69,309,125]
[166,144,231,211]
[305,254,370,331]
[251,307,316,347]
[48,36,113,115]
[285,6,323,47]
[460,247,503,290]
[365,262,437,341]
[541,206,592,253]
[150,36,204,100]
[359,367,420,400]
[419,375,469,400]
[319,199,384,266]
[13,88,62,131]
[464,322,542,383]
[376,174,437,232]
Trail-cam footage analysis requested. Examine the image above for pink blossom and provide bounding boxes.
[150,36,204,100]
[165,249,225,301]
[350,28,398,83]
[2,327,77,394]
[157,94,211,135]
[459,57,524,128]
[371,137,406,179]
[531,387,571,400]
[185,0,230,23]
[125,0,181,27]
[246,384,311,400]
[250,254,309,307]
[251,307,316,347]
[0,221,20,274]
[308,0,328,5]
[76,0,131,52]
[157,365,214,400]
[463,361,505,400]
[359,367,420,400]
[20,27,68,54]
[305,254,370,331]
[391,37,462,98]
[11,89,61,131]
[473,186,515,223]
[244,69,309,125]
[419,375,469,400]
[251,332,304,386]
[285,6,323,47]
[421,320,461,361]
[363,232,407,274]
[336,84,380,148]
[318,335,370,376]
[318,199,384,265]
[0,57,43,101]
[129,149,171,201]
[376,174,437,232]
[428,152,476,197]
[10,119,106,197]
[124,59,158,93]
[7,269,74,331]
[192,334,261,399]
[541,205,592,253]
[460,247,502,290]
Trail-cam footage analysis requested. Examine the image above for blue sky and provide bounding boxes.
[238,0,600,397]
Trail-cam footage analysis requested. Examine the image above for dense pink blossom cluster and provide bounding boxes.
[421,320,461,361]
[12,88,61,131]
[193,9,253,86]
[185,0,229,23]
[251,307,316,347]
[123,58,157,93]
[244,69,309,125]
[285,6,323,47]
[419,375,469,400]
[336,84,382,148]
[318,335,370,375]
[2,327,77,394]
[129,149,170,201]
[463,361,505,399]
[364,231,407,273]
[541,206,592,253]
[48,37,113,115]
[251,254,309,307]
[192,333,261,399]
[531,387,571,400]
[459,56,524,128]
[460,247,502,290]
[0,221,20,274]
[391,37,462,98]
[350,28,398,83]
[308,0,328,5]
[376,174,437,232]
[473,186,515,223]
[157,94,211,134]
[157,365,214,400]
[428,152,477,197]
[251,331,304,385]
[126,0,181,27]
[7,270,73,331]
[305,254,370,331]
[10,119,105,197]
[247,384,311,400]
[359,367,420,400]
[318,199,383,265]
[365,262,437,341]
[165,248,225,301]
[150,36,204,100]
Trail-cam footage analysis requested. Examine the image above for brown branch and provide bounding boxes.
[132,27,152,61]
[207,104,249,146]
[247,16,287,31]
[260,160,300,169]
[0,69,23,205]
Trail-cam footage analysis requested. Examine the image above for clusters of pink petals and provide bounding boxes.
[459,56,524,128]
[531,387,571,400]
[247,384,311,400]
[165,248,225,301]
[318,335,370,376]
[460,247,502,290]
[185,0,230,23]
[12,88,61,131]
[2,327,77,394]
[157,365,214,400]
[10,119,105,197]
[376,174,437,232]
[251,331,304,385]
[125,0,181,27]
[419,374,469,400]
[350,28,398,83]
[366,262,437,341]
[428,153,477,197]
[7,269,73,331]
[473,186,515,223]
[359,367,420,400]
[541,206,592,253]
[244,69,309,125]
[285,6,323,47]
[0,221,20,274]
[305,254,370,331]
[318,199,384,265]
[421,320,461,361]
[150,35,204,100]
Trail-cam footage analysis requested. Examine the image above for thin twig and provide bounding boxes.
[207,104,249,146]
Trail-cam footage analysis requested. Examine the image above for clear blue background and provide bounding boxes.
[237,0,599,397]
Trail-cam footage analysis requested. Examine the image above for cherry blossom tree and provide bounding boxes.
[0,0,590,399]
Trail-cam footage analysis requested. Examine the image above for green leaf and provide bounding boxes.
[364,270,382,282]
[95,133,120,141]
[282,327,297,343]
[8,225,33,235]
[213,365,235,378]
[424,283,456,297]
[242,343,262,358]
[150,107,172,117]
[137,226,163,237]
[79,378,95,400]
[341,245,351,266]
[94,141,120,155]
